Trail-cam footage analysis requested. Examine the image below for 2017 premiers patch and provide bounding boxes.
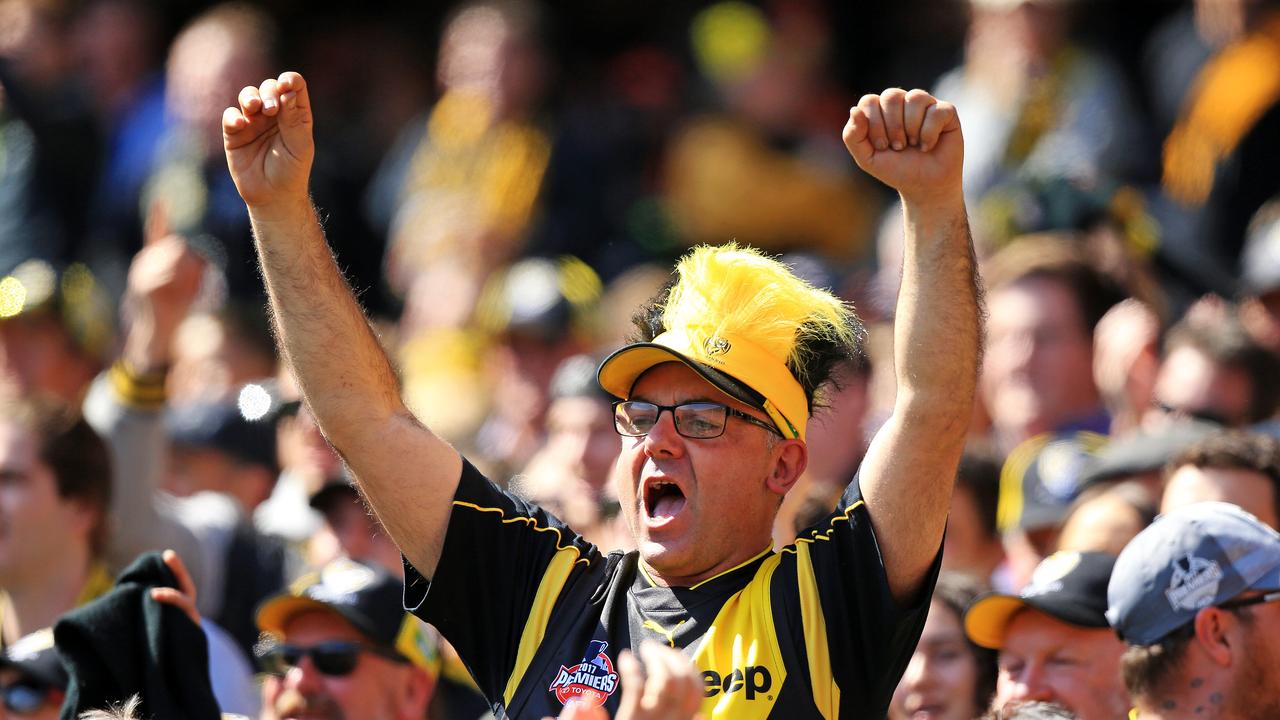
[549,640,621,708]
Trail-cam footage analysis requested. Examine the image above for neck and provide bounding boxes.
[2,544,92,639]
[642,544,774,589]
[1136,679,1231,720]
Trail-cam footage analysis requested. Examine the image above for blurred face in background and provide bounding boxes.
[982,276,1098,446]
[993,609,1129,720]
[890,599,984,720]
[1162,463,1280,529]
[0,422,92,587]
[1146,345,1253,429]
[542,395,619,494]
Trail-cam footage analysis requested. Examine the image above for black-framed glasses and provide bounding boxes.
[613,400,782,439]
[1,678,55,715]
[1218,589,1280,611]
[255,640,406,677]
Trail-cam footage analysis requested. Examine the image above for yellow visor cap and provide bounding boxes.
[597,328,808,440]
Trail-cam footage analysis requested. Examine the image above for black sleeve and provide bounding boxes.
[403,459,602,703]
[789,472,941,716]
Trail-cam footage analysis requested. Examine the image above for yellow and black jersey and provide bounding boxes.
[405,460,937,719]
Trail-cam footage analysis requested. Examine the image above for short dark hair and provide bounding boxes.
[2,396,113,557]
[1169,431,1280,525]
[957,448,1003,542]
[932,571,999,713]
[1163,311,1280,424]
[983,234,1127,333]
[1121,619,1195,700]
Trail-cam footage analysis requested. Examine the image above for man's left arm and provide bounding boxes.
[843,89,982,604]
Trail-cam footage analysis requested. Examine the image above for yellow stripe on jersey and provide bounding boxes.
[693,554,787,719]
[796,541,839,719]
[452,501,593,566]
[503,547,580,706]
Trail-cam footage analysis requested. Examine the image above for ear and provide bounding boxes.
[1193,607,1236,667]
[765,440,808,496]
[398,666,435,719]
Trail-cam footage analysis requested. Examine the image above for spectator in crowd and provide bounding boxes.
[255,558,435,720]
[1107,502,1280,719]
[1092,299,1161,438]
[0,396,113,648]
[982,701,1078,719]
[1055,481,1157,557]
[1154,0,1280,302]
[890,571,999,720]
[515,353,627,551]
[0,628,66,720]
[934,0,1148,201]
[1146,301,1280,430]
[143,2,277,304]
[1161,430,1280,530]
[306,477,403,575]
[980,236,1124,452]
[225,73,979,717]
[375,0,552,337]
[1077,417,1220,500]
[996,431,1105,589]
[941,449,1009,591]
[1237,196,1280,355]
[964,551,1129,720]
[0,259,112,406]
[167,303,278,406]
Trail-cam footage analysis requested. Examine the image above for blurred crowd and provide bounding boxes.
[3,0,1280,717]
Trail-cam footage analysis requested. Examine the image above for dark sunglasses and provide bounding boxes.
[255,640,406,677]
[613,400,782,439]
[1,679,56,715]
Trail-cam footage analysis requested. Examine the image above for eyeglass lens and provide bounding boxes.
[615,402,728,438]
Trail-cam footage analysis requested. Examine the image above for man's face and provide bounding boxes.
[0,423,89,586]
[890,600,983,720]
[1162,465,1280,530]
[1230,598,1280,719]
[982,277,1097,442]
[0,667,63,720]
[261,611,426,720]
[993,609,1129,720]
[543,396,620,493]
[1147,345,1253,428]
[612,362,790,585]
[0,315,92,405]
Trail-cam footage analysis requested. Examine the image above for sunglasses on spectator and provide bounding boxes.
[613,400,781,439]
[1218,589,1280,611]
[256,640,406,677]
[1,678,57,715]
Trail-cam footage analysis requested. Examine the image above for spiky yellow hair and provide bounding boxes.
[662,243,860,398]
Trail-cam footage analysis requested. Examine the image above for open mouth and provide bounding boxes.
[644,478,687,522]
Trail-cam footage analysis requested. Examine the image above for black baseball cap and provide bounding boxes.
[166,401,278,473]
[257,558,407,652]
[0,628,68,689]
[964,551,1117,649]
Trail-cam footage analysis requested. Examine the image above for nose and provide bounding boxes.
[642,407,685,459]
[286,654,326,693]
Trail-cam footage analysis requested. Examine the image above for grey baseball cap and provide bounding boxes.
[1106,502,1280,645]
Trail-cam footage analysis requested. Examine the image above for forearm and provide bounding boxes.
[248,200,460,576]
[861,194,981,603]
[250,201,403,435]
[894,194,981,427]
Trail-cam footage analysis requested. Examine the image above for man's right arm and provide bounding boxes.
[223,71,460,578]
